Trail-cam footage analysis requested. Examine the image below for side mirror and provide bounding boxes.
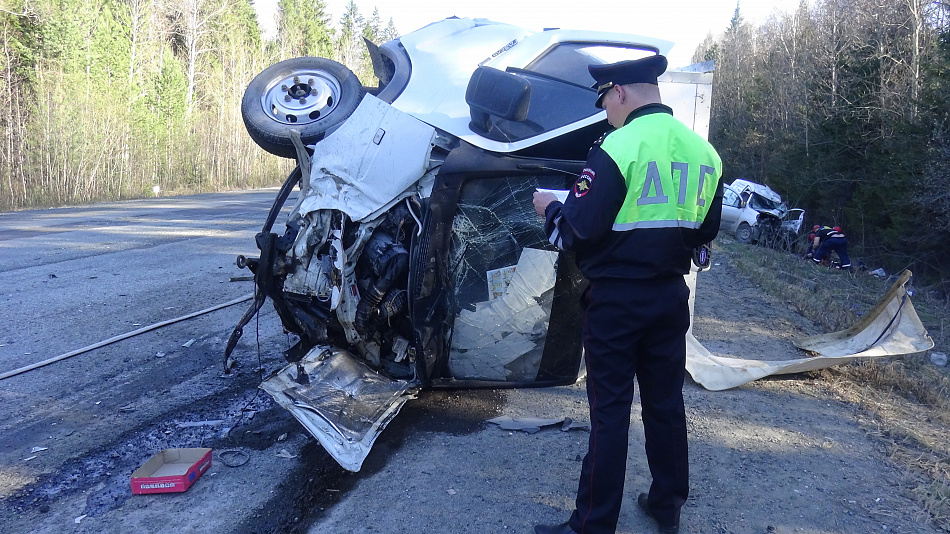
[465,67,531,132]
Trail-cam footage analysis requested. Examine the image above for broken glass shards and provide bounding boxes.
[449,248,558,380]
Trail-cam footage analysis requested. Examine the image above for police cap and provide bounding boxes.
[589,54,668,108]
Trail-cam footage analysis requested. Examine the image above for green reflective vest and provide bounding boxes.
[600,112,722,231]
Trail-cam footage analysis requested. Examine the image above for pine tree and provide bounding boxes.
[335,0,370,81]
[381,16,398,42]
[277,0,332,58]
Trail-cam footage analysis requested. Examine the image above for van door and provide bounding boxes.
[720,186,742,233]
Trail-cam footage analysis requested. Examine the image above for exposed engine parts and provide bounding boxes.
[226,173,420,379]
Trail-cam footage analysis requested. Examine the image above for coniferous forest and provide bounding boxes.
[0,0,394,208]
[701,1,950,289]
[1,0,950,289]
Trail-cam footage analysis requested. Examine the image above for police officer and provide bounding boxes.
[532,55,723,534]
[812,225,851,269]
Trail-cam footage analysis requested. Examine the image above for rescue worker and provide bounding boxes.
[532,55,723,534]
[805,232,817,258]
[812,224,851,269]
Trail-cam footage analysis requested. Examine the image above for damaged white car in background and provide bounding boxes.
[720,178,804,248]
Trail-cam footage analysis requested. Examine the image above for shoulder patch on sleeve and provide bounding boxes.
[574,168,595,197]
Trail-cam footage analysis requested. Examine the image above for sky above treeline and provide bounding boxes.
[252,0,805,67]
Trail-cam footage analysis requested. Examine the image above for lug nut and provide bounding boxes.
[298,98,306,104]
[284,95,291,102]
[280,84,288,91]
[293,76,300,83]
[308,78,315,85]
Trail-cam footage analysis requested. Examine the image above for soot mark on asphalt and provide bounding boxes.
[399,389,505,434]
[232,388,505,533]
[232,440,353,534]
[0,373,277,519]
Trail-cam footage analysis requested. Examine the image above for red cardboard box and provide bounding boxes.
[131,448,212,494]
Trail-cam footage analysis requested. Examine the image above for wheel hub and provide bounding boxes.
[263,71,341,125]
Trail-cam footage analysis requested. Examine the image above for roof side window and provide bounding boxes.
[525,43,658,87]
[723,187,741,208]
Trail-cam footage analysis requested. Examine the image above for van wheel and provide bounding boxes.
[241,57,365,159]
[735,222,753,244]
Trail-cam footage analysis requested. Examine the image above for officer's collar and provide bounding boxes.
[622,103,673,126]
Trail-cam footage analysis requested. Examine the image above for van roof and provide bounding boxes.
[728,179,782,203]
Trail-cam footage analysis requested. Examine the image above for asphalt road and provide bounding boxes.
[0,189,309,532]
[0,191,940,534]
[0,190,543,534]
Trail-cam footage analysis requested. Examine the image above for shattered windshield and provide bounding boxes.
[749,192,787,213]
[446,174,584,382]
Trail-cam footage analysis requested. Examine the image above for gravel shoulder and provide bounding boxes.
[308,249,939,534]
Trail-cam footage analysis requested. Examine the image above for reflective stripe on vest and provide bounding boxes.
[600,113,722,231]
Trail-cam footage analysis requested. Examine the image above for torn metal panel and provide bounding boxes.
[293,95,438,222]
[260,347,417,471]
[687,270,934,391]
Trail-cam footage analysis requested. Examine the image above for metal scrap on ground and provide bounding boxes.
[487,415,590,434]
[687,270,934,391]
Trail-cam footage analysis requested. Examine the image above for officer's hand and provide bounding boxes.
[533,191,558,216]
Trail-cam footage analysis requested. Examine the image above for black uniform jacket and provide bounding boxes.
[543,104,723,280]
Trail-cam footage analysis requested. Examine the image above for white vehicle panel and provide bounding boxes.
[390,18,531,147]
[297,95,437,222]
[391,18,708,152]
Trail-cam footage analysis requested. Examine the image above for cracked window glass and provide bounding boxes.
[446,175,570,381]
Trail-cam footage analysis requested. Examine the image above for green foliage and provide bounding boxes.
[706,0,950,288]
[150,55,188,123]
[1,0,40,81]
[278,0,333,58]
[0,0,286,212]
[381,17,399,42]
[330,0,382,85]
[363,7,380,42]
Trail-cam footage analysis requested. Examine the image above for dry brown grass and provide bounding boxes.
[719,240,950,531]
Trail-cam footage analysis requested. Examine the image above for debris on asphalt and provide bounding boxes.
[30,446,48,453]
[276,449,296,459]
[182,339,196,348]
[131,448,212,494]
[74,514,87,524]
[176,420,224,428]
[932,352,948,367]
[487,416,589,434]
[218,448,250,468]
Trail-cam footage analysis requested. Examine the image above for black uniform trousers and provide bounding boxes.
[568,276,690,534]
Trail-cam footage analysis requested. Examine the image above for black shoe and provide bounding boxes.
[534,522,575,534]
[637,493,679,534]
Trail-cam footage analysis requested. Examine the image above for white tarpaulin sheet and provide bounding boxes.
[687,270,934,391]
